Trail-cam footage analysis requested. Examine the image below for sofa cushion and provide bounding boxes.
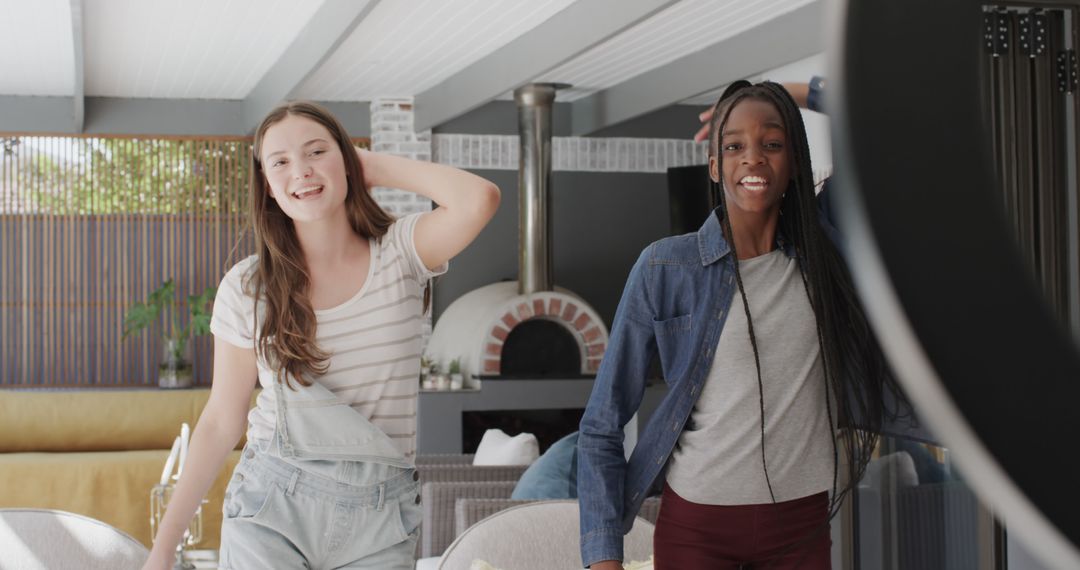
[471,429,539,466]
[0,389,257,452]
[0,449,240,549]
[511,431,578,500]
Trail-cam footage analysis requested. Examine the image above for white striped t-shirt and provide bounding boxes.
[209,212,446,461]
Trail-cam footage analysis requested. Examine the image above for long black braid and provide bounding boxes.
[707,81,911,558]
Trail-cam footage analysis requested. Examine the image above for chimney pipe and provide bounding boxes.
[514,83,560,295]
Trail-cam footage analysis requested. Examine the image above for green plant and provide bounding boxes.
[449,358,461,375]
[123,279,217,361]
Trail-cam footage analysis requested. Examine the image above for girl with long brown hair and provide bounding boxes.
[143,101,499,570]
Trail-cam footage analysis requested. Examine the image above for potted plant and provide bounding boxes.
[448,358,464,390]
[429,362,450,391]
[123,279,216,389]
[420,356,433,389]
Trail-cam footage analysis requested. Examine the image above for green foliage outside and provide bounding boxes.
[122,279,217,361]
[1,137,251,215]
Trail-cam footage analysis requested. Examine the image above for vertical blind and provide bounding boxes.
[981,6,1075,322]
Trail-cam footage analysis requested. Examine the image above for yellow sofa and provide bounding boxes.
[0,388,256,549]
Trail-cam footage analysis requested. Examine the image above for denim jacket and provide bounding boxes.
[270,375,413,468]
[577,184,926,566]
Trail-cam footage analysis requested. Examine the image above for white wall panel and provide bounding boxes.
[0,0,75,96]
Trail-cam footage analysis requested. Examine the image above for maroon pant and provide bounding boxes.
[653,484,832,570]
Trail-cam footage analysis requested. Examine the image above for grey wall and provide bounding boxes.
[434,100,572,136]
[431,99,703,328]
[589,104,704,139]
[433,99,704,139]
[432,169,672,327]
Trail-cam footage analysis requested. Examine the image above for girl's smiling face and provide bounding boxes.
[259,114,349,223]
[710,98,791,220]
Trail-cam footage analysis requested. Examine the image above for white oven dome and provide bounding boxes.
[426,281,608,383]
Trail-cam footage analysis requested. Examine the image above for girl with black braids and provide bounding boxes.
[578,79,913,570]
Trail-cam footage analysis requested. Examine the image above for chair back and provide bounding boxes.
[438,500,654,569]
[0,509,149,570]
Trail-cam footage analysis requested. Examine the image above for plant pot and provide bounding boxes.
[432,374,450,391]
[159,338,194,389]
[450,373,464,390]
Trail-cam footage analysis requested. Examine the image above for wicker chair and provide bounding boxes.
[417,462,529,485]
[414,457,531,559]
[413,453,475,466]
[413,455,662,561]
[420,481,518,557]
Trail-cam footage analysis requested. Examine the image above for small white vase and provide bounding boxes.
[433,374,450,391]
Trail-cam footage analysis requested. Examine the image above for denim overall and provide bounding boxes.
[219,377,421,569]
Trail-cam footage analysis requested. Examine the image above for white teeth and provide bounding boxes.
[292,185,323,198]
[740,176,768,185]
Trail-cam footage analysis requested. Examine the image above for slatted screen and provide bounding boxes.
[0,135,367,387]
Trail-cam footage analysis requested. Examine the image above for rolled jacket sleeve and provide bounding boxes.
[578,247,658,567]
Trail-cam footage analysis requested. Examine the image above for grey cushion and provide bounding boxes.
[438,500,654,570]
[454,496,662,540]
[0,508,149,570]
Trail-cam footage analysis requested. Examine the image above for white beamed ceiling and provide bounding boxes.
[681,51,827,106]
[82,0,330,99]
[1,0,822,120]
[292,0,578,101]
[532,0,817,102]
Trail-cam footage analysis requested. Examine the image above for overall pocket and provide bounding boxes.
[223,468,274,520]
[394,486,423,540]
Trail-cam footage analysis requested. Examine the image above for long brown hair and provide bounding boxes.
[247,101,394,389]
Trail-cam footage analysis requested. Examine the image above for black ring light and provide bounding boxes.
[831,0,1080,566]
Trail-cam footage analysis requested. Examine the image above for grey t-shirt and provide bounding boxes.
[665,249,835,505]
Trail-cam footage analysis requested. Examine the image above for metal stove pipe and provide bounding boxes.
[514,83,559,295]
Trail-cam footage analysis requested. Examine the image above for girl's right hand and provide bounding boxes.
[590,561,624,570]
[693,109,713,143]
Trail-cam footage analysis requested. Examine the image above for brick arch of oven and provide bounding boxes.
[482,295,608,376]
